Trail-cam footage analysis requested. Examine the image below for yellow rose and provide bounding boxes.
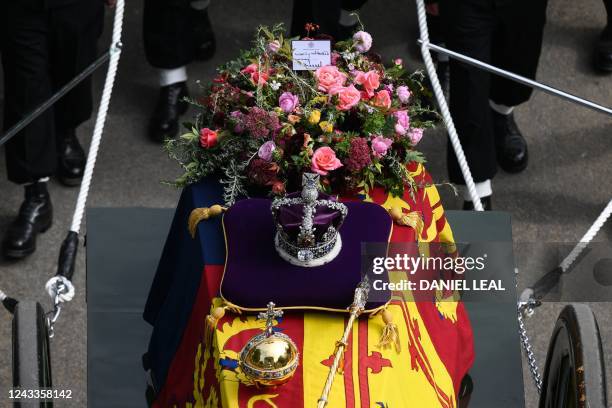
[308,110,321,124]
[319,121,333,133]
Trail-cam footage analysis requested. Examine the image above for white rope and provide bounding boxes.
[41,0,124,309]
[45,276,76,303]
[414,0,483,211]
[69,0,125,233]
[560,198,612,272]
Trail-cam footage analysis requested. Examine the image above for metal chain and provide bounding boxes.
[517,303,543,392]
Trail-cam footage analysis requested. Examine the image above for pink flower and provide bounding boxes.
[394,58,403,66]
[372,89,391,109]
[408,128,424,146]
[393,110,410,135]
[258,140,276,161]
[396,85,411,104]
[199,128,218,148]
[329,85,361,111]
[315,65,347,93]
[353,31,373,53]
[278,92,299,113]
[267,40,281,53]
[354,70,380,98]
[331,51,341,65]
[230,111,244,133]
[311,146,343,175]
[241,63,269,85]
[241,63,258,74]
[371,135,393,158]
[271,180,285,195]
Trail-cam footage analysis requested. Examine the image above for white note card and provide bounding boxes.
[291,40,332,71]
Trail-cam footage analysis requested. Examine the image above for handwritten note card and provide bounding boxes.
[291,40,331,71]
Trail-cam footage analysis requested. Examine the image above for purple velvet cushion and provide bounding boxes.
[220,198,392,311]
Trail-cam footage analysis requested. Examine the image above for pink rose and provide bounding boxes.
[372,90,391,109]
[393,110,410,135]
[199,128,218,148]
[371,135,393,158]
[353,31,373,53]
[278,92,299,113]
[408,128,424,146]
[354,70,380,98]
[258,140,276,161]
[329,85,361,111]
[315,65,347,93]
[311,146,343,175]
[396,85,411,104]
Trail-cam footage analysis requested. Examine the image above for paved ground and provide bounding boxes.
[0,0,610,407]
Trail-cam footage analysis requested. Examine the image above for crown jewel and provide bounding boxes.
[271,173,348,267]
[239,302,299,387]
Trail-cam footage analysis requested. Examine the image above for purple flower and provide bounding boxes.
[230,110,244,133]
[331,51,341,65]
[353,31,373,53]
[393,110,410,136]
[371,135,393,158]
[258,140,276,161]
[244,107,280,138]
[408,128,424,146]
[278,92,299,113]
[396,85,411,104]
[267,40,281,54]
[345,137,372,172]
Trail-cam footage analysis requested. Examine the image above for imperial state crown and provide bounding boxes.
[271,173,348,267]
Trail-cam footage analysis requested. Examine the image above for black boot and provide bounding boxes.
[192,9,216,61]
[2,182,53,259]
[57,128,86,187]
[149,82,189,143]
[594,24,612,72]
[492,110,529,174]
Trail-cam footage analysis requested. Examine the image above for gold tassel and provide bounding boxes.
[334,340,348,374]
[377,309,401,353]
[204,306,226,349]
[388,207,424,237]
[188,204,226,238]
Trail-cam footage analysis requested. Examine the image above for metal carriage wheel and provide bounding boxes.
[539,304,607,408]
[12,301,53,408]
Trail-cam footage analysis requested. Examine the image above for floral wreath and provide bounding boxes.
[166,23,439,205]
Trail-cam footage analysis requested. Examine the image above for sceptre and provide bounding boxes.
[317,277,370,408]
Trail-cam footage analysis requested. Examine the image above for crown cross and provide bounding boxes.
[258,302,284,337]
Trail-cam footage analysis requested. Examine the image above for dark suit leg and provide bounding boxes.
[442,0,498,185]
[2,4,56,184]
[490,0,548,107]
[48,1,104,133]
[143,0,198,69]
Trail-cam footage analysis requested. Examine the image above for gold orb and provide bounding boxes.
[239,331,299,387]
